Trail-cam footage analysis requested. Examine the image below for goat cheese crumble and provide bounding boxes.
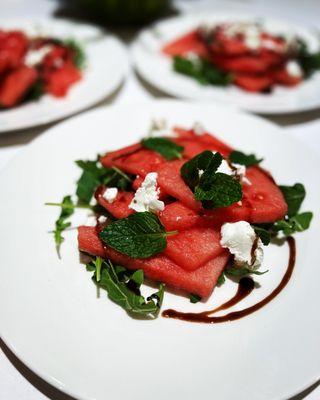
[286,60,303,78]
[129,172,164,213]
[148,118,177,138]
[25,45,53,67]
[220,221,264,269]
[103,187,118,204]
[212,152,251,185]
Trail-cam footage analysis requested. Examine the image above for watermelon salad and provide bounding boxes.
[162,21,320,93]
[47,120,312,319]
[0,29,84,108]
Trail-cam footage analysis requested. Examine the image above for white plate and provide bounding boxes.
[0,18,128,132]
[132,12,320,114]
[0,100,319,400]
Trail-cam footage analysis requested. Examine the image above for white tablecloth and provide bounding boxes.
[0,1,319,399]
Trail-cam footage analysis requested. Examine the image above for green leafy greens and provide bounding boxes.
[181,150,242,209]
[141,137,184,160]
[99,212,177,258]
[189,293,201,303]
[173,56,232,86]
[52,195,74,257]
[229,150,263,167]
[279,183,306,217]
[89,257,164,318]
[64,39,86,69]
[273,212,313,235]
[76,157,132,205]
[297,39,320,78]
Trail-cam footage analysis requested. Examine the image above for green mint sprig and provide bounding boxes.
[181,150,242,209]
[89,257,164,318]
[99,212,178,258]
[229,150,263,167]
[141,137,184,160]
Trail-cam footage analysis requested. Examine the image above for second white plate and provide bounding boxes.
[132,12,320,114]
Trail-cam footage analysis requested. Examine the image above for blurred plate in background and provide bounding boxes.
[0,18,129,133]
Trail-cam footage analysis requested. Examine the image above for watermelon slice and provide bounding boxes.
[159,201,201,231]
[244,167,287,222]
[274,68,302,86]
[44,60,81,97]
[233,74,273,92]
[156,160,201,211]
[101,145,165,176]
[162,30,208,57]
[78,226,229,298]
[164,227,224,271]
[0,66,38,107]
[95,186,134,219]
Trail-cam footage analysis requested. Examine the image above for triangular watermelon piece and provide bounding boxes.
[95,186,134,219]
[159,201,201,231]
[78,226,229,298]
[156,160,201,211]
[164,227,224,271]
[162,30,208,57]
[244,167,288,222]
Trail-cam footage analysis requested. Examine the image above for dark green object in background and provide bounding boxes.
[65,0,173,24]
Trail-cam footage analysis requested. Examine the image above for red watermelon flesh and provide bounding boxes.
[95,186,134,219]
[202,198,252,225]
[244,167,287,222]
[100,143,142,168]
[156,160,201,211]
[159,201,202,231]
[162,30,208,57]
[102,145,165,176]
[78,226,229,298]
[164,227,224,271]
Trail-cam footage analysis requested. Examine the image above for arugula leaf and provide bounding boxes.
[252,225,271,246]
[181,150,213,190]
[76,158,131,204]
[52,195,74,257]
[141,137,184,160]
[99,212,177,258]
[226,266,268,277]
[64,39,86,69]
[189,293,201,303]
[90,258,164,317]
[195,172,242,208]
[229,150,263,167]
[173,56,232,86]
[273,212,313,235]
[279,183,306,217]
[217,271,226,286]
[23,80,44,102]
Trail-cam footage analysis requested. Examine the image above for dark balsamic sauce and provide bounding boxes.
[162,237,296,324]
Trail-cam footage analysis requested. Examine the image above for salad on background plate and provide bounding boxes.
[47,119,312,323]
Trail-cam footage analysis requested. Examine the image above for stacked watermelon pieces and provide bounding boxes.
[78,127,287,299]
[162,25,303,92]
[0,30,81,108]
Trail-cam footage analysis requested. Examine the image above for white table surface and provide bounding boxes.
[0,1,319,399]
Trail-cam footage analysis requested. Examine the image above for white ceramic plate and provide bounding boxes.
[0,100,319,400]
[0,18,128,132]
[132,12,320,114]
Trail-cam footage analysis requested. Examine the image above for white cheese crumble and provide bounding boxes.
[212,152,251,185]
[220,221,264,269]
[193,122,205,135]
[25,45,53,67]
[129,172,164,213]
[148,118,177,138]
[286,60,303,78]
[98,215,107,224]
[85,216,97,227]
[224,22,261,50]
[102,187,118,204]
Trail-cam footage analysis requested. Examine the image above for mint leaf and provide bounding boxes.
[195,172,242,208]
[279,183,306,217]
[142,137,184,160]
[229,150,263,167]
[226,266,268,277]
[273,212,313,235]
[99,212,176,258]
[90,258,164,318]
[181,150,213,190]
[297,39,320,77]
[189,293,201,303]
[173,56,232,86]
[252,225,271,245]
[52,195,74,257]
